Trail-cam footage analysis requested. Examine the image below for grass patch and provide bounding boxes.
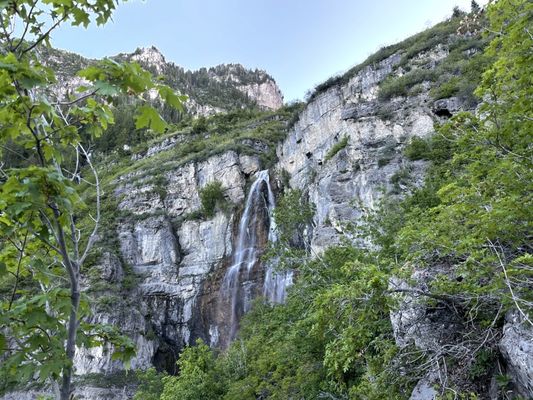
[378,69,437,101]
[324,136,349,162]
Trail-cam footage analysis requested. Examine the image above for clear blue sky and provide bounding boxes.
[52,0,487,102]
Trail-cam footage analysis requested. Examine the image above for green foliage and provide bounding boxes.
[324,136,349,162]
[452,6,466,19]
[191,115,208,134]
[160,340,225,400]
[285,100,306,129]
[468,349,495,380]
[199,181,226,218]
[430,76,462,99]
[403,133,456,163]
[264,189,315,270]
[133,368,166,400]
[404,136,431,160]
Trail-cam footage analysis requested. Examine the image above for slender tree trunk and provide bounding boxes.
[60,275,80,400]
[52,205,81,400]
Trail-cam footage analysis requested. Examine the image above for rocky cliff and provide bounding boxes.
[42,46,283,116]
[5,11,532,400]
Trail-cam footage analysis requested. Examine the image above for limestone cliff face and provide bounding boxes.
[236,80,284,110]
[276,52,434,253]
[207,63,284,111]
[75,151,255,374]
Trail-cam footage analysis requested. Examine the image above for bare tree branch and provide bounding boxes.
[21,14,68,56]
[488,239,533,327]
[78,143,101,266]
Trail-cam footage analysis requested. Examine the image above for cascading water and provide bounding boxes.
[263,264,293,304]
[221,170,292,341]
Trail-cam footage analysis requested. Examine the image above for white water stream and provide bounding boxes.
[221,170,293,340]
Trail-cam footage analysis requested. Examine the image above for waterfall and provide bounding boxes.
[221,170,292,341]
[263,265,293,304]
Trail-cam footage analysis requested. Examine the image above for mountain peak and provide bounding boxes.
[131,46,166,72]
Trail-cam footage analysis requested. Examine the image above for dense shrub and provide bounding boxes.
[404,136,431,160]
[403,132,456,164]
[160,340,224,400]
[133,369,165,400]
[191,116,208,134]
[199,181,226,217]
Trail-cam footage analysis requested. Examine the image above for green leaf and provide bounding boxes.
[94,80,119,96]
[157,85,186,111]
[134,105,167,133]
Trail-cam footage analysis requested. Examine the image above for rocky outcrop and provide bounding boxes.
[237,80,284,110]
[409,373,438,400]
[185,98,225,117]
[131,46,166,74]
[41,46,284,114]
[389,272,463,352]
[71,150,261,377]
[432,96,463,117]
[74,310,155,376]
[207,63,284,110]
[276,53,433,253]
[499,311,533,398]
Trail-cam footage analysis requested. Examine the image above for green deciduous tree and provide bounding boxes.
[160,339,225,400]
[0,1,184,398]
